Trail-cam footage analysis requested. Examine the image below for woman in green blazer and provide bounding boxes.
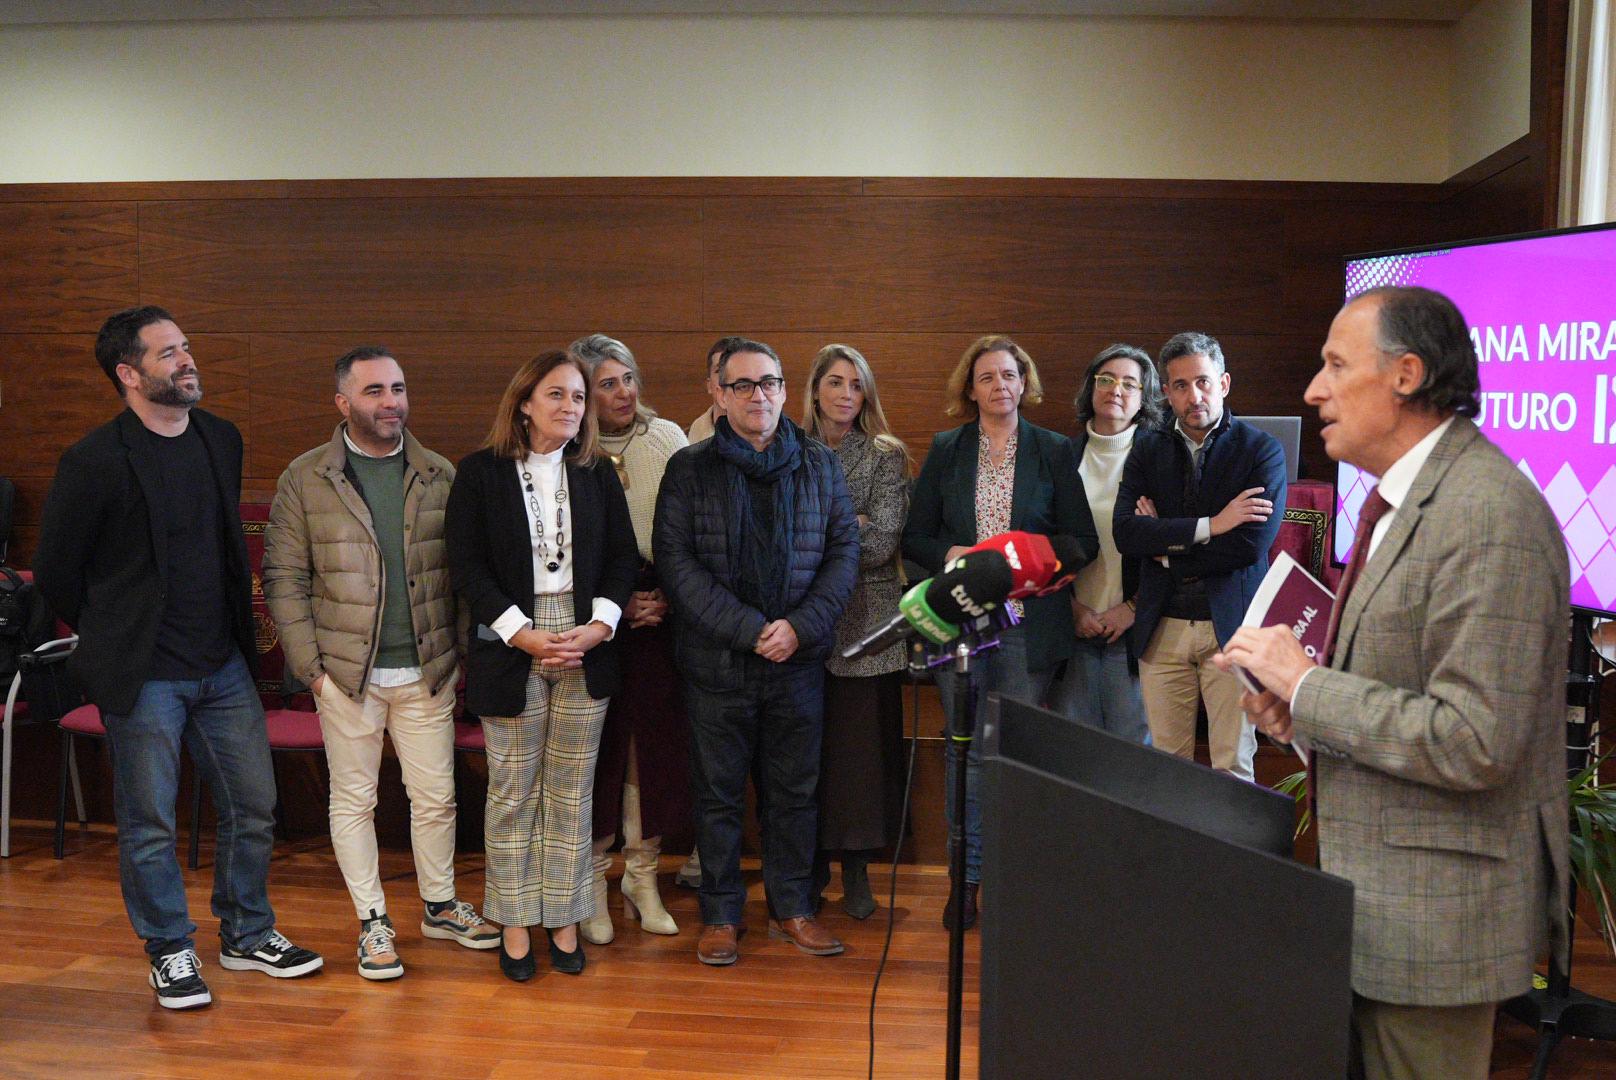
[902,335,1098,930]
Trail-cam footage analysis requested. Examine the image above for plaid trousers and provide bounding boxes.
[480,592,610,928]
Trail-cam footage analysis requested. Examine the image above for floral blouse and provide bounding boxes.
[975,428,1022,618]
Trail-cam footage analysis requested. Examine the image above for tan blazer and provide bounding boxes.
[1292,417,1570,1007]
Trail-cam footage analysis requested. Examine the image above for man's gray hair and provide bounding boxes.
[1158,331,1225,375]
[716,338,782,384]
[1350,286,1480,418]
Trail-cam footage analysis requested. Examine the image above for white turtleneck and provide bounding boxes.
[1073,422,1136,614]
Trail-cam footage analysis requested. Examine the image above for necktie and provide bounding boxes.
[1305,486,1391,842]
[1321,487,1392,666]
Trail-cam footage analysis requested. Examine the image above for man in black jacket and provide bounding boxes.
[1113,332,1286,781]
[652,339,859,966]
[36,307,322,1011]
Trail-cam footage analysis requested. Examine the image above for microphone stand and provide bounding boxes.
[927,605,1019,1080]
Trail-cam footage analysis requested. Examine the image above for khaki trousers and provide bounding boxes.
[1137,616,1256,780]
[315,675,460,920]
[1351,996,1496,1080]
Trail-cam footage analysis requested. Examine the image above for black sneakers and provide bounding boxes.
[150,948,212,1010]
[218,929,325,978]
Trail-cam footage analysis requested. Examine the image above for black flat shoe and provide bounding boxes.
[545,928,585,975]
[499,932,536,982]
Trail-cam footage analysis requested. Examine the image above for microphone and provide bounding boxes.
[967,530,1086,598]
[840,549,1015,660]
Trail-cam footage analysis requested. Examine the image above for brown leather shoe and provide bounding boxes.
[768,916,845,956]
[697,923,739,966]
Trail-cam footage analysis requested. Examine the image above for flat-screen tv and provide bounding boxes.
[1339,221,1616,617]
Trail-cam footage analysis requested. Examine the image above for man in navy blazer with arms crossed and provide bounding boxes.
[1113,332,1286,781]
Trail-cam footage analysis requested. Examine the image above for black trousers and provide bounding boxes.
[685,654,824,925]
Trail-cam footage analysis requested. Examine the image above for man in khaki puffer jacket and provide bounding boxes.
[263,346,496,982]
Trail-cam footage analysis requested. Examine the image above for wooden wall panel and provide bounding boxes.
[0,173,1553,840]
[139,197,705,333]
[0,336,123,475]
[1445,152,1546,246]
[1278,199,1456,330]
[703,196,1286,333]
[0,203,139,333]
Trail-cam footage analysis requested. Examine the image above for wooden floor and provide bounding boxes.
[0,820,975,1079]
[2,820,1615,1079]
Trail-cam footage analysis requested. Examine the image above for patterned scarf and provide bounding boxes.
[713,415,802,619]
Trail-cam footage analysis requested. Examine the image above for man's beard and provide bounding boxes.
[141,370,202,407]
[350,409,407,446]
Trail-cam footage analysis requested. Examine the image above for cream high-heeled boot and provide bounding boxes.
[579,835,615,945]
[620,783,678,935]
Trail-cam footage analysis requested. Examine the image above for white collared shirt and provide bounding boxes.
[342,428,403,460]
[341,425,419,687]
[489,448,622,645]
[1359,415,1455,562]
[1289,415,1455,710]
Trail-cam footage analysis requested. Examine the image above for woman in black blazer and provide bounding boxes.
[901,335,1098,932]
[445,351,637,982]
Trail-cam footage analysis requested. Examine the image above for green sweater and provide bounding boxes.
[347,450,420,670]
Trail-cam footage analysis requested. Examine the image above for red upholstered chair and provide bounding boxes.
[54,701,104,859]
[1270,480,1341,588]
[3,634,87,858]
[453,719,484,754]
[450,672,485,840]
[0,568,90,859]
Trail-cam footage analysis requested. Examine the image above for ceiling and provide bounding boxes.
[0,1,1485,28]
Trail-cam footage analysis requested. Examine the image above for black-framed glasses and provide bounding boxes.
[721,376,786,399]
[1094,373,1143,393]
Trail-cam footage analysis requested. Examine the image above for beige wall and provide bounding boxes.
[0,13,1467,184]
[1450,0,1533,175]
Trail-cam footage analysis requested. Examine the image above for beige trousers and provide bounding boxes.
[1352,996,1496,1080]
[1138,616,1256,781]
[315,675,460,919]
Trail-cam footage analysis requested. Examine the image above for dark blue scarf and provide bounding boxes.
[713,415,802,619]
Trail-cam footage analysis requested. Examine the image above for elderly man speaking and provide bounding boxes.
[1216,286,1569,1080]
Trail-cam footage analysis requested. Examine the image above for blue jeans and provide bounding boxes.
[934,627,1054,885]
[102,650,278,959]
[685,655,823,925]
[1048,636,1151,746]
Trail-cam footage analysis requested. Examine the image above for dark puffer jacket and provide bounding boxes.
[652,425,860,691]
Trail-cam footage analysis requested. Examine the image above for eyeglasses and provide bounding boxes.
[1094,373,1143,394]
[722,376,786,399]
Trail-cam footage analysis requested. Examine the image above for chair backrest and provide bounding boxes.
[0,565,51,684]
[1,566,80,719]
[239,502,314,711]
